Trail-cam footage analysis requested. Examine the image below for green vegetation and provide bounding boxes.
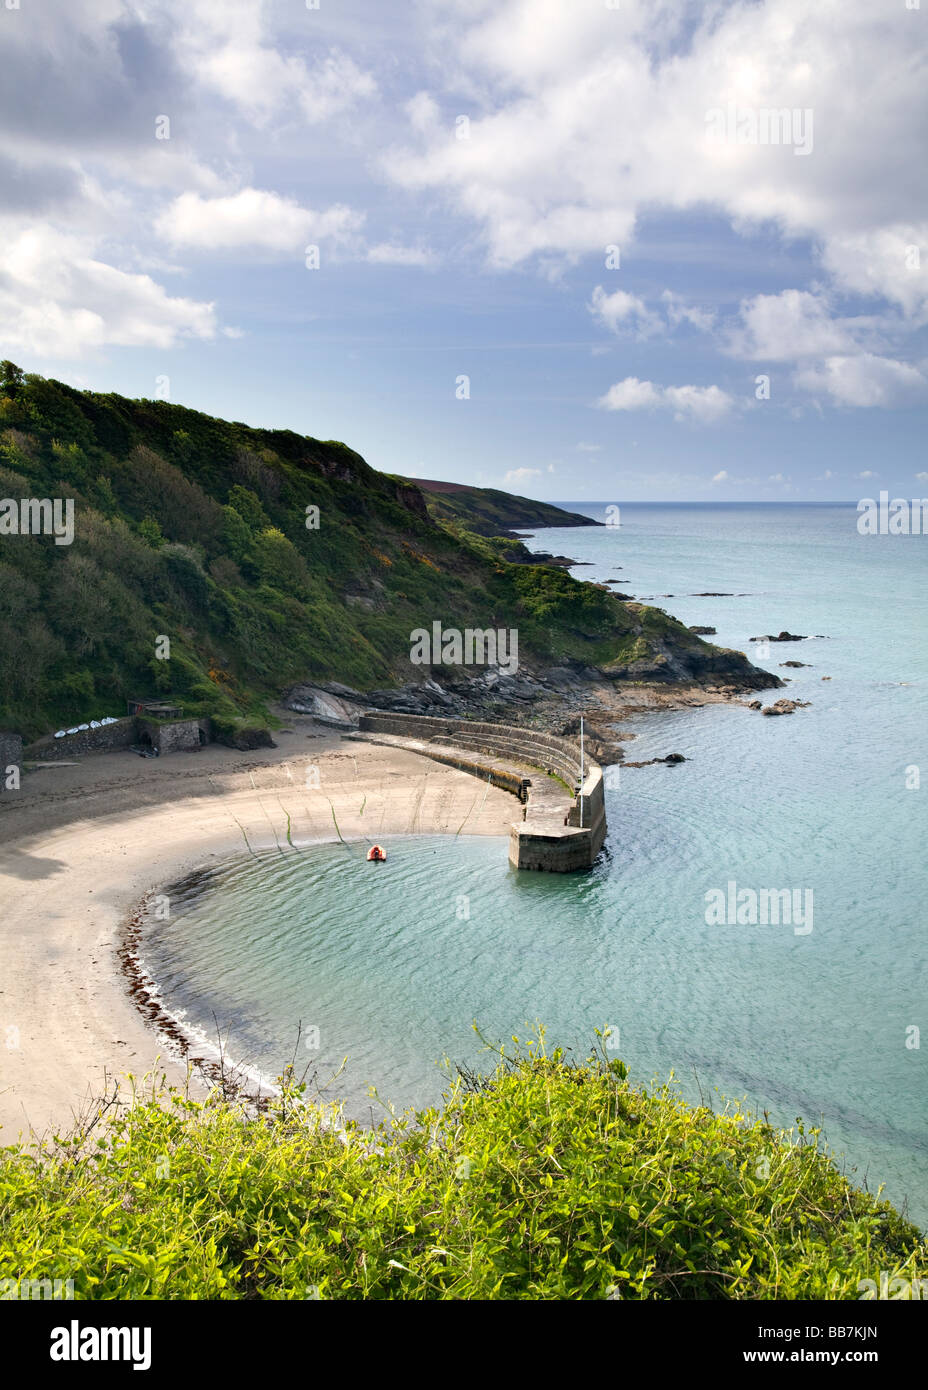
[1,1033,922,1300]
[0,365,756,741]
[400,477,599,537]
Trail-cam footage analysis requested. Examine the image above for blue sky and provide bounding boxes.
[1,0,926,501]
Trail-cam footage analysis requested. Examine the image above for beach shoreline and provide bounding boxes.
[0,713,520,1142]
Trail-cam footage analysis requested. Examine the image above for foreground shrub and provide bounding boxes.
[1,1036,924,1300]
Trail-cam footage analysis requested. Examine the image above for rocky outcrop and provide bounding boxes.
[501,547,585,568]
[623,753,687,767]
[282,684,365,727]
[601,638,781,692]
[750,631,807,643]
[745,698,811,716]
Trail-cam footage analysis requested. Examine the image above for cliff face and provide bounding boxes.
[0,367,776,741]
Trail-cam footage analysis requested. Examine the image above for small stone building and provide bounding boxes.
[135,717,207,755]
[130,697,207,754]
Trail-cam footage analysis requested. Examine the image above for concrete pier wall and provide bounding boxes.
[356,711,607,872]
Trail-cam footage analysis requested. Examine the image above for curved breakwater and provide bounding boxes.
[352,712,607,870]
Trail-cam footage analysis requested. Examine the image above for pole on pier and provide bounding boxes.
[580,714,585,827]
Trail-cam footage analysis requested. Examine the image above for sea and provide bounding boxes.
[141,503,928,1226]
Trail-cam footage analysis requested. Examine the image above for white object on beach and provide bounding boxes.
[54,730,66,738]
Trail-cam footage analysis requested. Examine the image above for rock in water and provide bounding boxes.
[760,698,811,716]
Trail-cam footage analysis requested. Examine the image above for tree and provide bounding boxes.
[0,361,25,398]
[138,516,164,549]
[227,485,270,533]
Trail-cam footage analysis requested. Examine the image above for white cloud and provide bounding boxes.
[660,290,715,333]
[589,285,660,338]
[662,384,733,424]
[916,472,928,482]
[597,377,662,412]
[406,91,441,134]
[589,286,715,342]
[597,376,733,424]
[821,226,928,320]
[176,4,376,127]
[728,290,859,361]
[795,354,927,408]
[858,470,879,479]
[576,442,602,452]
[156,189,363,254]
[504,467,541,485]
[0,225,216,357]
[712,470,729,483]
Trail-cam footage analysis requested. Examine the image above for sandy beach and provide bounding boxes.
[0,712,518,1143]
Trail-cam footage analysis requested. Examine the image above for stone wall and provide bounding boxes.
[24,715,209,762]
[358,713,584,782]
[405,745,530,802]
[0,731,23,795]
[357,711,607,872]
[508,823,603,873]
[23,718,137,762]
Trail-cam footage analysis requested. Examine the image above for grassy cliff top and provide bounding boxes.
[397,477,600,537]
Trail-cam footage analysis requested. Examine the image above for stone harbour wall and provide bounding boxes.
[357,711,607,872]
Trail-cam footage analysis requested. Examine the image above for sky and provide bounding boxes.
[0,0,926,502]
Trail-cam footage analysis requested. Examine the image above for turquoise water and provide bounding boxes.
[143,504,928,1225]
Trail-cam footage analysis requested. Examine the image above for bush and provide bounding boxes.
[210,714,275,749]
[1,1034,923,1301]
